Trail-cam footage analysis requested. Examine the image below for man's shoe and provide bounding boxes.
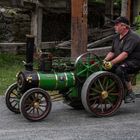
[124,90,136,103]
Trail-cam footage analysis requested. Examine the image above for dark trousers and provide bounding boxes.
[111,62,139,83]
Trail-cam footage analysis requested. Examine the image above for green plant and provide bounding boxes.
[0,53,24,95]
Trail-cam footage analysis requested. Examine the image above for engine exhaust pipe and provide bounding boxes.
[25,35,35,71]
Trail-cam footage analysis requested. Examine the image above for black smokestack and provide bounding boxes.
[25,35,34,71]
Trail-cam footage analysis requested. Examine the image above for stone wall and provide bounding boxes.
[0,7,30,42]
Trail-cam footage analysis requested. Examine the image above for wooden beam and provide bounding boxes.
[87,35,113,48]
[31,6,42,49]
[0,42,111,57]
[71,0,88,58]
[0,0,23,7]
[87,46,111,57]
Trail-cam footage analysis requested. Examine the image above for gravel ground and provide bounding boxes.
[0,91,140,140]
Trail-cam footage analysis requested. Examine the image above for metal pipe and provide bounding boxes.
[25,35,35,71]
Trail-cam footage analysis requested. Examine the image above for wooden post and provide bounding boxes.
[121,0,131,21]
[105,0,114,19]
[31,6,43,49]
[71,0,88,58]
[127,0,131,21]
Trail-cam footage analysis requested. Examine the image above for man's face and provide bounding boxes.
[114,22,127,34]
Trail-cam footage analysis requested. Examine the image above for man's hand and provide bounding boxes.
[103,60,113,70]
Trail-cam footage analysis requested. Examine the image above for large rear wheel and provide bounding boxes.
[81,71,124,117]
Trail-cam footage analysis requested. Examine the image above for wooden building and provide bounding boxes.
[0,0,140,57]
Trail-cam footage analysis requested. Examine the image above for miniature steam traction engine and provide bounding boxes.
[5,35,130,121]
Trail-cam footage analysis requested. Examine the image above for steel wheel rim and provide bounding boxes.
[5,83,21,113]
[20,88,51,121]
[87,73,123,116]
[25,93,48,118]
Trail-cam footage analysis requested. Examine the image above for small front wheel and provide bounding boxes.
[20,88,52,121]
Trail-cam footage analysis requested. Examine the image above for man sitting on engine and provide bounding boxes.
[103,16,140,103]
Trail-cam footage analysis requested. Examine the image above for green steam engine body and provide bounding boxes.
[5,36,125,121]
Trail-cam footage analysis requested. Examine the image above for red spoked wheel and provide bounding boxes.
[20,88,52,121]
[81,71,124,117]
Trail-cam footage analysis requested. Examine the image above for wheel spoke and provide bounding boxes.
[77,68,87,76]
[106,81,116,91]
[103,77,110,91]
[38,107,45,113]
[10,96,17,99]
[10,99,17,104]
[11,92,18,97]
[106,98,113,106]
[104,100,107,111]
[102,77,107,87]
[94,81,102,91]
[109,92,119,96]
[108,87,116,93]
[75,52,102,80]
[90,100,99,109]
[27,107,34,114]
[91,88,102,94]
[26,97,33,104]
[97,79,104,91]
[39,104,47,107]
[25,104,31,111]
[89,95,100,102]
[36,108,40,116]
[99,98,104,113]
[13,102,18,108]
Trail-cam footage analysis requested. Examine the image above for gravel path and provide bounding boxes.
[0,92,140,140]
